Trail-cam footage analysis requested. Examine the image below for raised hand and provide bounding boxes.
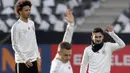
[65,9,74,24]
[105,25,113,32]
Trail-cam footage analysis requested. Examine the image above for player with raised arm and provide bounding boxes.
[80,25,126,73]
[50,9,75,73]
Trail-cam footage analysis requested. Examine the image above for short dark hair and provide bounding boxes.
[92,27,104,36]
[15,0,32,18]
[59,42,72,50]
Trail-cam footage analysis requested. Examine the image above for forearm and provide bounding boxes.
[108,31,126,48]
[13,44,28,63]
[62,22,74,43]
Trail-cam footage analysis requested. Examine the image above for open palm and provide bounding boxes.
[65,9,74,24]
[106,25,113,32]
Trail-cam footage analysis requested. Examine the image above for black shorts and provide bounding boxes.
[15,61,38,73]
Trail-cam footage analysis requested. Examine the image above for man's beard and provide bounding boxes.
[91,40,104,52]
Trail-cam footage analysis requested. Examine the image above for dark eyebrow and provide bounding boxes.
[95,36,102,37]
[64,54,72,56]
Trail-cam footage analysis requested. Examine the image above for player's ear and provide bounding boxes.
[57,51,61,55]
[19,10,22,15]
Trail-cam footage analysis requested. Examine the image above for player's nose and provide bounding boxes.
[67,56,71,60]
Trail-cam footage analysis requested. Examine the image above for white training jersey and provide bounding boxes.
[50,58,73,73]
[50,22,74,73]
[11,19,41,63]
[80,31,126,73]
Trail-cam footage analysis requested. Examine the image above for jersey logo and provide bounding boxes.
[102,50,105,54]
[68,66,71,69]
[28,27,30,30]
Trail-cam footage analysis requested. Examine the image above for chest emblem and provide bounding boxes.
[28,27,30,30]
[68,66,71,69]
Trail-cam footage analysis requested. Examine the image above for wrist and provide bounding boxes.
[108,31,115,35]
[68,22,74,27]
[37,57,41,60]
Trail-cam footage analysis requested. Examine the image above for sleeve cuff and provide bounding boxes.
[108,31,115,35]
[67,22,75,27]
[38,56,41,59]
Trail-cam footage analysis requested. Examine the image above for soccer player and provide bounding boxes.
[11,0,41,73]
[50,9,75,73]
[80,25,126,73]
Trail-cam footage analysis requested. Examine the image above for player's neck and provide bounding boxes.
[20,17,28,23]
[57,56,66,63]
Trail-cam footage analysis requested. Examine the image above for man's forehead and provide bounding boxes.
[93,32,103,36]
[62,49,72,53]
[22,6,31,9]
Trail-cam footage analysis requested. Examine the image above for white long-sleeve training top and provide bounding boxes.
[80,31,126,73]
[50,22,74,73]
[11,19,41,63]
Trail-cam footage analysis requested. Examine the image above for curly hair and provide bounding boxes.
[15,0,32,18]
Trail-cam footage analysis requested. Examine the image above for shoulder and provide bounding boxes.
[50,59,62,72]
[104,42,114,46]
[13,20,21,27]
[11,20,21,31]
[105,42,112,44]
[84,45,92,52]
[51,58,62,68]
[82,45,93,56]
[28,19,34,25]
